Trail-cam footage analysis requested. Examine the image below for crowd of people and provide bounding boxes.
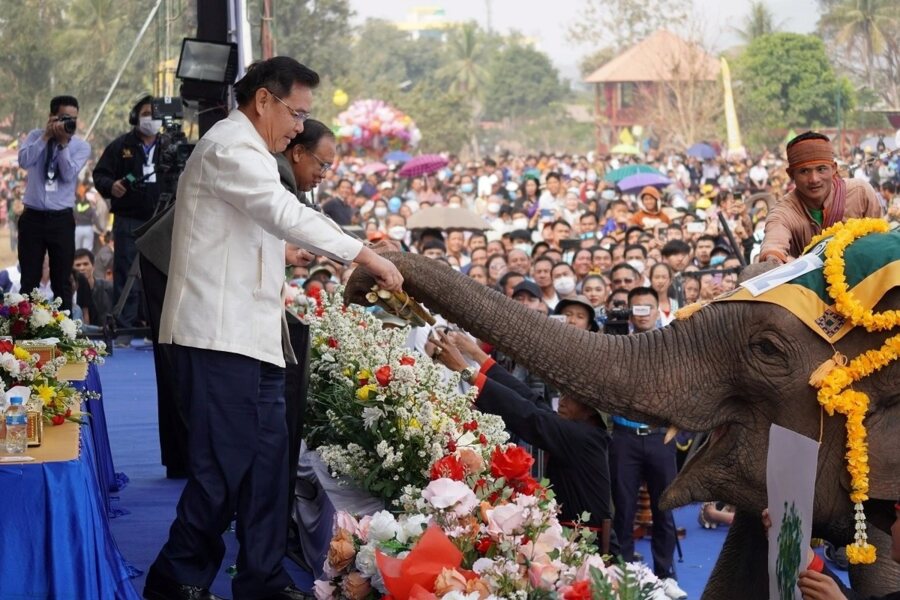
[2,64,898,599]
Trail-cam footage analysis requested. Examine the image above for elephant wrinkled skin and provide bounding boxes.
[344,251,900,599]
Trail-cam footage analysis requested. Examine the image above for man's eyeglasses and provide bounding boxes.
[309,151,332,175]
[612,278,634,285]
[268,90,310,123]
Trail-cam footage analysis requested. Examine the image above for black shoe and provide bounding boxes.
[261,585,314,600]
[143,569,227,600]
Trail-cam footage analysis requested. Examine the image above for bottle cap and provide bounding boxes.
[9,396,23,405]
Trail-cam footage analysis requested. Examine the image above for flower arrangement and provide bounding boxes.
[305,290,508,505]
[334,99,422,152]
[0,291,106,366]
[285,283,324,325]
[804,218,900,564]
[0,339,84,424]
[307,291,666,599]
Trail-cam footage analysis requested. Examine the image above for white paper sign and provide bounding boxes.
[767,424,820,600]
[741,253,823,297]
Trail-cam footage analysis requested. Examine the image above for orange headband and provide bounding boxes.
[787,138,835,171]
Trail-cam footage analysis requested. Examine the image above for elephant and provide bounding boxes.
[344,251,900,599]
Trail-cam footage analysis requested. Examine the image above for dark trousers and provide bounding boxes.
[284,320,310,524]
[17,207,74,312]
[140,254,188,477]
[149,345,292,599]
[610,428,678,579]
[113,215,144,328]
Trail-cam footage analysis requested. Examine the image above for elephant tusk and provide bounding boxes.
[664,426,679,445]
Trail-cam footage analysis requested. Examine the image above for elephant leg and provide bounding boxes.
[701,510,768,600]
[848,523,900,597]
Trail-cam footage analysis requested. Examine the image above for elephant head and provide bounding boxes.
[344,252,900,598]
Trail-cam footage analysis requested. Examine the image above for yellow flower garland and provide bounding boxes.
[808,218,900,564]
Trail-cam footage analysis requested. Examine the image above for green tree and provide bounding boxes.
[0,0,64,135]
[482,40,564,121]
[385,80,474,155]
[568,0,691,52]
[735,33,854,148]
[734,1,782,43]
[819,0,898,92]
[436,22,489,95]
[578,47,616,79]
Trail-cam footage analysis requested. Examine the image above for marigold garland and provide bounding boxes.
[808,218,900,564]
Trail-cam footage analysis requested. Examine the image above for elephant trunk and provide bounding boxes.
[345,252,724,431]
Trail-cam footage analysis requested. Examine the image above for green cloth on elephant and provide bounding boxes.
[716,231,900,343]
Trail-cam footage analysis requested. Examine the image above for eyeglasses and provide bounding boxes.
[611,278,635,285]
[309,151,332,175]
[268,90,310,123]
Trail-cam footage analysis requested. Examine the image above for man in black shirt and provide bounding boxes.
[92,93,161,345]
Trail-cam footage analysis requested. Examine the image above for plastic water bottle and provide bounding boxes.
[4,396,27,454]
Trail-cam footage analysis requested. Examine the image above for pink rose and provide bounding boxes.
[356,515,372,542]
[528,562,559,590]
[335,511,359,536]
[313,579,336,600]
[575,554,608,581]
[422,478,478,517]
[485,503,526,536]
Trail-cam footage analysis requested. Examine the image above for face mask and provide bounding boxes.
[388,226,407,241]
[460,183,474,194]
[486,202,501,214]
[553,276,576,296]
[512,218,529,230]
[514,243,532,255]
[374,207,388,218]
[710,255,726,266]
[627,259,645,274]
[448,203,462,209]
[138,116,162,136]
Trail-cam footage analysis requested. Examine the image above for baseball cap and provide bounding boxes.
[554,295,599,332]
[512,280,542,300]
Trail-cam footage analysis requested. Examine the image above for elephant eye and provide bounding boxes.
[752,339,780,356]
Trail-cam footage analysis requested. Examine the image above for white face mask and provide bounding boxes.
[553,276,576,296]
[627,259,645,274]
[486,202,501,214]
[388,226,407,241]
[138,116,162,136]
[512,218,529,230]
[514,243,532,255]
[374,207,388,218]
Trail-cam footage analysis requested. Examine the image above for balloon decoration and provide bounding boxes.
[334,99,421,152]
[332,89,349,107]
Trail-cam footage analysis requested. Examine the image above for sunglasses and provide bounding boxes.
[611,278,635,285]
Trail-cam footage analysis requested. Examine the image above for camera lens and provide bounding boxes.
[61,117,76,134]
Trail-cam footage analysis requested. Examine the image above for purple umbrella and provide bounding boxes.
[397,154,448,178]
[617,173,672,194]
[687,142,717,160]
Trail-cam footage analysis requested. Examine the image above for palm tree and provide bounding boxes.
[437,23,489,95]
[734,1,781,43]
[820,0,898,89]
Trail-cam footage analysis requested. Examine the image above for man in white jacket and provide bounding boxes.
[145,57,402,600]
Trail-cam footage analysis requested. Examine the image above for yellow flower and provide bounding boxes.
[356,384,377,402]
[13,346,32,361]
[357,369,371,384]
[35,384,56,406]
[55,313,65,322]
[407,418,421,430]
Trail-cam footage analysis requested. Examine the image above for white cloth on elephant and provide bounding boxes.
[292,441,384,579]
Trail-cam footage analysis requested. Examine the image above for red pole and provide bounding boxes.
[261,0,274,59]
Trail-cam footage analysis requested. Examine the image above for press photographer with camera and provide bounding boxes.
[93,93,162,346]
[17,95,91,312]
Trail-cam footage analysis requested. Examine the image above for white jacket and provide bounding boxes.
[159,110,362,366]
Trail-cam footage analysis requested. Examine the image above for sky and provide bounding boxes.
[349,0,820,81]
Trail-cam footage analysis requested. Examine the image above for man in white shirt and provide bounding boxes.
[145,57,402,600]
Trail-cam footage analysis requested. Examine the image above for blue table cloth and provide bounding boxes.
[0,421,140,600]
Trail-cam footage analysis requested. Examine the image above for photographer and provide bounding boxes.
[609,287,686,599]
[17,95,91,312]
[93,93,162,346]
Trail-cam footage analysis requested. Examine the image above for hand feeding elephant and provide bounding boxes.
[344,250,900,599]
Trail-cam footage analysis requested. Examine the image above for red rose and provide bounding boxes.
[475,536,494,555]
[399,356,416,366]
[564,581,592,600]
[478,433,487,445]
[327,337,339,348]
[0,340,13,354]
[315,306,325,317]
[11,320,26,336]
[490,446,534,482]
[9,305,18,316]
[430,455,465,481]
[51,414,65,426]
[447,440,457,453]
[17,301,31,317]
[515,476,541,496]
[463,420,478,432]
[375,365,392,387]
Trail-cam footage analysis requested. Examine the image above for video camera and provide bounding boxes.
[152,97,194,179]
[604,299,631,336]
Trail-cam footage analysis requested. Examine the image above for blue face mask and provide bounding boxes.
[710,255,726,266]
[460,183,474,194]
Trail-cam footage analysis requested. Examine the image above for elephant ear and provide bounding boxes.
[865,392,900,500]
